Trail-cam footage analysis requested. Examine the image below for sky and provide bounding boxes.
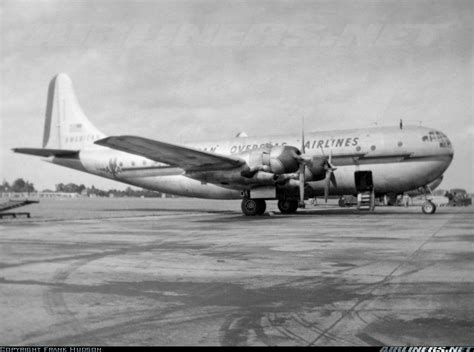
[1,0,473,192]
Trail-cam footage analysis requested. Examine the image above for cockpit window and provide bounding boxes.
[422,131,451,148]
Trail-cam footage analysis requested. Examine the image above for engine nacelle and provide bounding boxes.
[239,145,301,176]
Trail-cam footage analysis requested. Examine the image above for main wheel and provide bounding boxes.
[241,198,266,216]
[422,200,436,214]
[278,199,299,214]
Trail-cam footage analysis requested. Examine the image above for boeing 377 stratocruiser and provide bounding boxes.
[13,74,454,215]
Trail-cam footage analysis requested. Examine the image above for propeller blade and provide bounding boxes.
[320,149,336,203]
[298,116,306,208]
[299,163,305,208]
[327,149,337,170]
[330,171,337,188]
[301,116,305,154]
[324,166,338,203]
[324,170,331,203]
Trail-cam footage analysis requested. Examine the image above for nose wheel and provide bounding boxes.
[422,200,436,214]
[418,184,437,214]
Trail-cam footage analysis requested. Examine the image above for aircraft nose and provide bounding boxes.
[421,128,454,171]
[442,132,454,157]
[438,131,454,170]
[431,129,454,154]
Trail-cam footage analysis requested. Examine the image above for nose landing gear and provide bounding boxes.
[422,200,436,214]
[420,184,437,214]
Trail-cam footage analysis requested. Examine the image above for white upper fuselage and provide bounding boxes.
[51,125,454,199]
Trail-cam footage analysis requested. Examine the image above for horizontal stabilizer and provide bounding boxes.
[95,136,245,172]
[12,148,79,158]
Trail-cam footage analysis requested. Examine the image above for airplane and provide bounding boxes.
[13,74,454,215]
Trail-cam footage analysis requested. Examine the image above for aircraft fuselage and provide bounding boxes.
[50,125,454,200]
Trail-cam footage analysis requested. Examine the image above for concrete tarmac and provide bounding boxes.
[0,198,473,346]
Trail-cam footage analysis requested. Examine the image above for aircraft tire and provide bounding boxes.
[422,200,436,214]
[278,199,298,214]
[241,198,266,216]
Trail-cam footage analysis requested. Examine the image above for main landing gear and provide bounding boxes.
[277,199,299,214]
[240,198,300,216]
[241,198,266,216]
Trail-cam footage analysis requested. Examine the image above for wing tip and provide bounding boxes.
[12,148,79,157]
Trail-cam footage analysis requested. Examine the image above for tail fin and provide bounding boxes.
[43,73,106,149]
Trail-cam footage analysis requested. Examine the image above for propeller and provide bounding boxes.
[279,117,338,206]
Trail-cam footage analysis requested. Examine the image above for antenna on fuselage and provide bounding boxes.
[235,132,248,138]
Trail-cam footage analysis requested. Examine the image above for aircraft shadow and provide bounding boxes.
[102,207,236,214]
[101,206,470,223]
[194,207,463,223]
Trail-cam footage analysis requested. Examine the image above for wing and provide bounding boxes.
[95,136,245,172]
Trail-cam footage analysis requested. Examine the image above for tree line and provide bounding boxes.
[1,179,35,193]
[1,179,163,198]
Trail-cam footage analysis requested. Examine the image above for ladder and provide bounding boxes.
[0,199,39,219]
[357,190,375,211]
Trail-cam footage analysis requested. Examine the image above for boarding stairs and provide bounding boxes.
[0,199,39,219]
[357,190,375,211]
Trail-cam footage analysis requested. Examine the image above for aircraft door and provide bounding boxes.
[354,171,373,192]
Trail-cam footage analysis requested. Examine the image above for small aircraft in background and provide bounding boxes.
[13,74,454,215]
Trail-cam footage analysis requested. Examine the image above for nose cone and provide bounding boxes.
[417,128,454,178]
[439,130,454,159]
[434,129,454,172]
[421,128,454,154]
[446,135,454,157]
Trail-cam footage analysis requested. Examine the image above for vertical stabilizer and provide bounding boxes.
[43,73,106,149]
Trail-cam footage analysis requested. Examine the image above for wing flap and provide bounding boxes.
[95,136,245,172]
